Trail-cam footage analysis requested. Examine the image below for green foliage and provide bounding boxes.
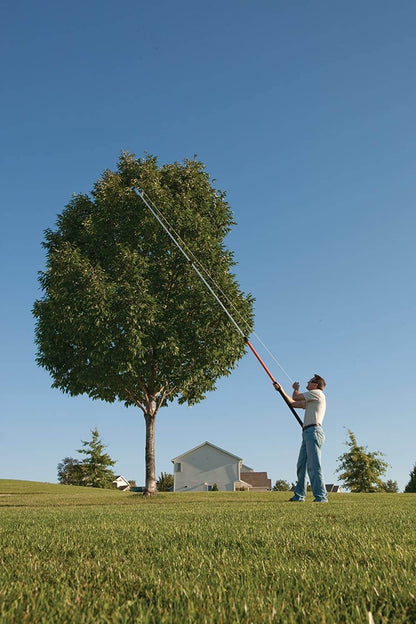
[33,152,254,408]
[57,456,84,485]
[156,472,173,492]
[60,428,116,488]
[211,482,219,491]
[336,430,388,492]
[404,463,416,492]
[33,152,254,494]
[272,479,291,491]
[381,479,399,493]
[1,481,416,623]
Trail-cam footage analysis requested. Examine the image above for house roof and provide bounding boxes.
[326,484,342,492]
[171,441,243,463]
[113,475,129,484]
[240,471,271,489]
[235,479,253,489]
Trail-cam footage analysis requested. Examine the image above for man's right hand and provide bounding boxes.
[292,382,300,391]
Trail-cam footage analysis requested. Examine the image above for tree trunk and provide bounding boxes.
[144,404,157,496]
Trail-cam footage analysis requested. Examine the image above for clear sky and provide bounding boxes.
[1,1,415,491]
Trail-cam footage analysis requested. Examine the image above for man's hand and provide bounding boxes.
[273,381,281,391]
[292,382,300,391]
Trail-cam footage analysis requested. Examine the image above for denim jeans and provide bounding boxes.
[293,426,327,501]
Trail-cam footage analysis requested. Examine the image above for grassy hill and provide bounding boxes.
[0,480,415,623]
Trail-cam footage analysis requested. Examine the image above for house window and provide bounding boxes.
[175,462,181,473]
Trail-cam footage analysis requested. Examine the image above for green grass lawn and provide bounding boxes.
[0,480,415,623]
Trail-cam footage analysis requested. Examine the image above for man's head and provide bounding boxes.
[307,374,326,390]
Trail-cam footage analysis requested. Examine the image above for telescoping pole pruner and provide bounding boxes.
[131,187,303,428]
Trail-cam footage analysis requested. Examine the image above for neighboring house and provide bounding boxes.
[326,483,343,493]
[112,475,130,491]
[240,471,272,492]
[171,441,271,492]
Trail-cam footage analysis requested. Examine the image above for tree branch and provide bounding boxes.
[124,386,146,413]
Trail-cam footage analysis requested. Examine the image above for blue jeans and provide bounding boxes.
[293,426,327,501]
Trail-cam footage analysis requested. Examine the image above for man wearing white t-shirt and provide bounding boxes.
[273,374,328,502]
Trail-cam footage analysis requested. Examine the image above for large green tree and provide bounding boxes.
[336,430,388,492]
[34,153,254,494]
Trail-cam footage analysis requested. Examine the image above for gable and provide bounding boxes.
[172,441,242,464]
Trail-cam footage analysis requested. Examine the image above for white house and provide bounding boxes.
[112,475,130,491]
[171,441,271,492]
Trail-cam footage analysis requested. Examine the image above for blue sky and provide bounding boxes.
[1,1,415,491]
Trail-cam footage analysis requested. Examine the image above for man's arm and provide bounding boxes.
[291,382,305,403]
[273,381,306,408]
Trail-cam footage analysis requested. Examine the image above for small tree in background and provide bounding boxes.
[404,464,416,493]
[336,430,388,492]
[77,428,116,488]
[156,472,173,492]
[381,479,399,493]
[57,457,84,485]
[272,479,291,491]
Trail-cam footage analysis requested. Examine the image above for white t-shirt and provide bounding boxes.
[301,389,326,427]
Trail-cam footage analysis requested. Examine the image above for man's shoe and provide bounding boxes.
[313,499,328,503]
[288,496,304,502]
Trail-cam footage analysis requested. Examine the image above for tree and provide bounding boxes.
[76,428,116,488]
[156,472,173,492]
[272,479,291,491]
[336,430,388,492]
[404,464,416,493]
[57,456,84,485]
[381,479,399,493]
[34,153,254,495]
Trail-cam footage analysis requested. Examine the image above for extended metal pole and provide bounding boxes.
[245,339,303,427]
[131,187,303,428]
[132,188,245,338]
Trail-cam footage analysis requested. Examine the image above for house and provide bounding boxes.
[240,471,272,492]
[112,475,131,491]
[171,441,271,492]
[326,483,343,493]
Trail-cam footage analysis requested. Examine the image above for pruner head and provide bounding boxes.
[129,185,144,195]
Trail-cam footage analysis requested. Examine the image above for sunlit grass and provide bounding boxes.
[0,481,415,623]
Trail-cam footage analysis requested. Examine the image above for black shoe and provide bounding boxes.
[288,496,304,502]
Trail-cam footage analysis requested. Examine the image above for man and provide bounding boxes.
[273,374,328,502]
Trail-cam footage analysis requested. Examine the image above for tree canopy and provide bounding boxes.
[77,428,116,488]
[381,479,399,493]
[34,152,254,494]
[57,428,116,488]
[404,464,416,493]
[336,430,388,492]
[156,472,174,492]
[57,457,84,485]
[272,479,292,491]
